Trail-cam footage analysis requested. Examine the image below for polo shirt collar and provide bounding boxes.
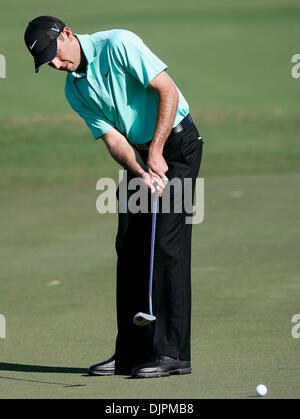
[70,34,96,80]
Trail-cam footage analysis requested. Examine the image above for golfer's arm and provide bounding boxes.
[101,128,145,177]
[148,71,179,153]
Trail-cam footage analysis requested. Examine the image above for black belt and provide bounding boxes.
[171,114,193,135]
[134,114,193,151]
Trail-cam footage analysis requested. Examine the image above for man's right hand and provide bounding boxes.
[102,128,166,197]
[141,171,165,197]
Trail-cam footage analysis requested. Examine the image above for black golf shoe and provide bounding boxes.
[88,355,131,376]
[131,355,192,379]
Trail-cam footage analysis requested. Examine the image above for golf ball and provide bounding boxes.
[256,384,267,397]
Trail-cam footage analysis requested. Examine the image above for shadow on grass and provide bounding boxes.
[0,362,87,374]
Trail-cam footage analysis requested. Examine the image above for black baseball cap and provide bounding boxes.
[24,16,66,73]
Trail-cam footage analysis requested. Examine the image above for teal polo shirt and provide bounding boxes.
[65,29,189,145]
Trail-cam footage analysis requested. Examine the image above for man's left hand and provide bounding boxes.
[147,149,169,187]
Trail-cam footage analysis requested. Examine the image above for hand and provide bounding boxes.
[147,149,169,188]
[141,172,165,197]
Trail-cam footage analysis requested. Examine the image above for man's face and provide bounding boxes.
[48,27,81,73]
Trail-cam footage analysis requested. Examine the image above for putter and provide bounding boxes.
[133,183,159,326]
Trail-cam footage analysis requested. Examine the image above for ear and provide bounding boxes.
[61,26,74,40]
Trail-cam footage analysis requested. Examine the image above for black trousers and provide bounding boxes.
[114,122,203,370]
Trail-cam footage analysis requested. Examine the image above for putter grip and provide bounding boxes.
[153,182,159,197]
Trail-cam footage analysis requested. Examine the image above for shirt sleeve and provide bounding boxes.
[65,80,114,140]
[109,30,168,88]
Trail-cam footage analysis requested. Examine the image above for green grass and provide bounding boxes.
[1,0,300,115]
[0,108,300,190]
[1,174,300,399]
[1,0,300,399]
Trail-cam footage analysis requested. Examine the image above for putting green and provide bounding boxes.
[0,172,300,398]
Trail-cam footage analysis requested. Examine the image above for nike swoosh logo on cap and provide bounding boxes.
[29,40,37,50]
[51,26,60,32]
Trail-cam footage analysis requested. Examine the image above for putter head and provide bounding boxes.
[133,312,156,326]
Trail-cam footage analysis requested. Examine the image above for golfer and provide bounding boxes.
[24,16,204,378]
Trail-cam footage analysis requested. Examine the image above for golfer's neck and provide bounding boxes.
[76,41,87,73]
